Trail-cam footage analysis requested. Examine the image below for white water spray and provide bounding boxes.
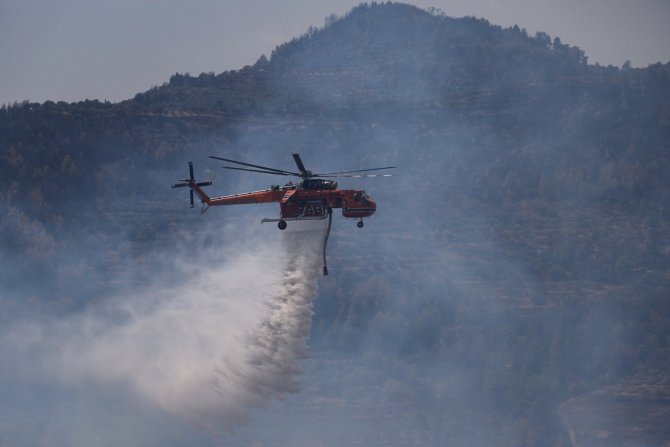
[206,221,326,429]
[1,220,327,438]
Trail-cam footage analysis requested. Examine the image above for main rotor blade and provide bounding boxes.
[315,166,396,176]
[210,155,298,176]
[223,166,293,176]
[317,173,396,178]
[292,153,307,174]
[189,162,195,181]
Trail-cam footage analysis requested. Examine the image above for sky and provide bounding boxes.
[1,0,669,104]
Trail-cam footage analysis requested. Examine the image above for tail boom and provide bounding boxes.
[172,161,283,208]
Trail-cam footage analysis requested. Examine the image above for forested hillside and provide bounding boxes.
[2,3,670,446]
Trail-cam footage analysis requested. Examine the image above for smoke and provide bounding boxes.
[0,219,327,444]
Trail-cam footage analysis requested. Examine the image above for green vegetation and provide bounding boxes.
[1,2,669,445]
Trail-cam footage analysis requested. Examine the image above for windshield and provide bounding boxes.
[354,191,369,202]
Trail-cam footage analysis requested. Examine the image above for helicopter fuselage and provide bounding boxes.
[189,180,376,221]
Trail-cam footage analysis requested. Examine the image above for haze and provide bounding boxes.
[1,0,669,104]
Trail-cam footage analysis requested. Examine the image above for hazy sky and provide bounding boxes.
[1,0,669,104]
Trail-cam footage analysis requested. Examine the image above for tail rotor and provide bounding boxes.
[172,161,213,208]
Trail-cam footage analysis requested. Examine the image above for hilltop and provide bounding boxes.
[1,3,670,446]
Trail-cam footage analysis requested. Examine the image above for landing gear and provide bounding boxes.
[357,220,364,228]
[278,220,287,230]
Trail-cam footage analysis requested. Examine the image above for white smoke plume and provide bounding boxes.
[0,220,327,441]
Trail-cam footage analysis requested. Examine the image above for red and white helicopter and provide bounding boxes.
[172,153,394,275]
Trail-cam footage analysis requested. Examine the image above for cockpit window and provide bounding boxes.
[354,191,370,202]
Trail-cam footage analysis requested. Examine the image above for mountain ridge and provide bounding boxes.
[1,3,670,446]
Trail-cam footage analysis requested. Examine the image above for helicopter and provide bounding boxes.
[172,153,394,275]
